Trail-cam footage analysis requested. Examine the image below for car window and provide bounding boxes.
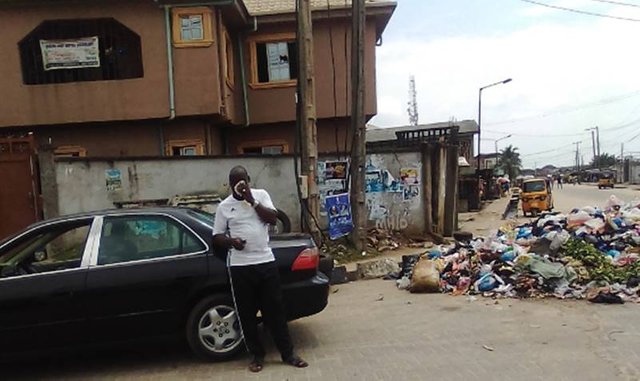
[523,181,546,193]
[0,221,91,278]
[98,215,205,265]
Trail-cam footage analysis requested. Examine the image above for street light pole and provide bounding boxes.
[494,134,512,157]
[476,78,512,174]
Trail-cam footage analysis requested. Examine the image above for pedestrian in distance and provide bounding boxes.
[212,166,309,373]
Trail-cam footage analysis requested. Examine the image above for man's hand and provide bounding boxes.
[230,237,246,250]
[237,181,256,205]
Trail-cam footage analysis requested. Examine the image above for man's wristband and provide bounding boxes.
[252,200,260,208]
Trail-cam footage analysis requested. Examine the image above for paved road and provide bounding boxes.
[4,279,640,380]
[551,184,639,214]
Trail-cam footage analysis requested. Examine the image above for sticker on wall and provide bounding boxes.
[317,162,327,185]
[403,185,420,202]
[365,170,383,193]
[326,193,353,240]
[324,161,349,180]
[319,179,348,216]
[366,192,388,220]
[105,169,122,192]
[383,170,402,192]
[400,168,420,185]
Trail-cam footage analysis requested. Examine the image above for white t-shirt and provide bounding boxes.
[212,189,276,266]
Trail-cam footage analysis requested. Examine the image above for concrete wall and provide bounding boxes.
[34,118,224,157]
[54,156,301,229]
[243,19,378,125]
[0,0,223,128]
[318,152,424,236]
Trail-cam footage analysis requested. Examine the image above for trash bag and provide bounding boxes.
[409,258,441,293]
[567,211,591,227]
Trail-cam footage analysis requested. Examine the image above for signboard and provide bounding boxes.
[325,193,353,240]
[39,36,100,71]
[105,169,122,192]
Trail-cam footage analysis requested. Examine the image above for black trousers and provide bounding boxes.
[229,261,294,360]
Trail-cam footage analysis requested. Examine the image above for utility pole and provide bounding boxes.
[595,126,601,158]
[573,141,581,170]
[621,143,624,183]
[349,0,367,252]
[590,129,596,163]
[407,75,418,126]
[296,0,320,243]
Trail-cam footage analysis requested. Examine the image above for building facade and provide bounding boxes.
[0,0,395,238]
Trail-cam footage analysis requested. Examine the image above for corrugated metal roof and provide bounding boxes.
[366,120,479,142]
[243,0,396,16]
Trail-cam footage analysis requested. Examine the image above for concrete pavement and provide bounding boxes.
[5,278,639,380]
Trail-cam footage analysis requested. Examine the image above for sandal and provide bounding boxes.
[284,355,309,368]
[249,357,264,373]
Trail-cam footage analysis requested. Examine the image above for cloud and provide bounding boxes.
[371,5,640,167]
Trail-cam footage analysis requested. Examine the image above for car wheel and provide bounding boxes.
[269,209,292,235]
[186,295,244,361]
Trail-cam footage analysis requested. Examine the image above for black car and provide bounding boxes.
[0,208,329,360]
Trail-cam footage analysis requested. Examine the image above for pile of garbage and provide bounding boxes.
[397,195,640,304]
[367,228,432,253]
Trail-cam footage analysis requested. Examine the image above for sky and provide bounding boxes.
[370,0,640,169]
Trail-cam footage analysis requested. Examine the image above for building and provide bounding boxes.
[366,120,479,213]
[475,153,499,171]
[0,0,396,238]
[367,120,479,163]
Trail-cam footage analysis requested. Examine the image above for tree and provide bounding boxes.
[497,145,522,180]
[590,153,616,168]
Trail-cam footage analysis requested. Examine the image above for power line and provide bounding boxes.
[485,90,640,126]
[519,0,640,22]
[484,129,584,137]
[588,0,640,8]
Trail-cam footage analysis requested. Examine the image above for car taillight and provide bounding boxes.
[291,248,319,271]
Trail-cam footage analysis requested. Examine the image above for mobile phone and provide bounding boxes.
[234,180,246,195]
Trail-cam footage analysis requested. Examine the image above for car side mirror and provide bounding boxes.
[34,250,47,262]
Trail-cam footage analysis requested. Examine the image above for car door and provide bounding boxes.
[83,213,209,342]
[0,217,96,353]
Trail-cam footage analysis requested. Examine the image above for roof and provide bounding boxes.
[366,120,479,143]
[242,0,396,16]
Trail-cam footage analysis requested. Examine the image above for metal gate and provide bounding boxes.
[0,136,41,240]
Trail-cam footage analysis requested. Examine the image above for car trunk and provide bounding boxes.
[269,233,318,283]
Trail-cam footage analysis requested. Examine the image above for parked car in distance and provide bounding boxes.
[0,208,329,361]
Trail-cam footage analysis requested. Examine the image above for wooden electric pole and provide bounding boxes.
[349,0,367,252]
[297,0,320,243]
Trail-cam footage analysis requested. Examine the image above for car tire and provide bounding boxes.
[269,209,292,235]
[186,295,245,361]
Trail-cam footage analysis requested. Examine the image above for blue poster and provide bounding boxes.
[326,193,353,240]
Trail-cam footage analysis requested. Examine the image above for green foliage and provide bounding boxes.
[590,153,617,168]
[497,145,522,180]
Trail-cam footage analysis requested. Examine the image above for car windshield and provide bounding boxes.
[523,181,546,193]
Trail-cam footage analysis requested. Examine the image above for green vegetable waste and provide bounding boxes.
[562,238,640,284]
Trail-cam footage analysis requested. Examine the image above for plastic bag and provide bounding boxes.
[605,195,623,211]
[409,258,441,293]
[567,211,591,227]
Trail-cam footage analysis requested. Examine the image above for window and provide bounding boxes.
[19,18,143,85]
[223,30,234,86]
[98,216,205,265]
[54,145,87,158]
[0,220,91,278]
[238,140,289,155]
[172,7,213,48]
[249,33,298,88]
[166,139,205,156]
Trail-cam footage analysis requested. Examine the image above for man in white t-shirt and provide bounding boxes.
[212,166,308,373]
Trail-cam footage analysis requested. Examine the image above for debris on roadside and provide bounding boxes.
[393,195,640,304]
